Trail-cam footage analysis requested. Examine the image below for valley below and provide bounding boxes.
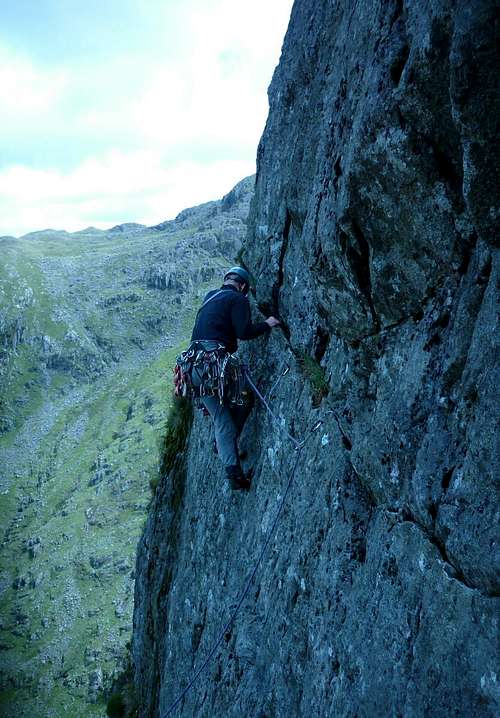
[0,176,253,717]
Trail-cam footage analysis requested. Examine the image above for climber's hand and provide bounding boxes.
[265,316,281,328]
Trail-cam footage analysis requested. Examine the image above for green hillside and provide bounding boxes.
[0,177,253,717]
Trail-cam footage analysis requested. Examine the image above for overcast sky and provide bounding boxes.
[0,0,293,237]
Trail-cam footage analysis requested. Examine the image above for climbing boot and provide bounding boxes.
[225,465,251,491]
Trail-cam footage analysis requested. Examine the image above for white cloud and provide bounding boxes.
[0,0,293,235]
[0,47,68,115]
[0,151,254,236]
[130,0,290,149]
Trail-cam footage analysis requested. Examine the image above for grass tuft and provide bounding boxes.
[107,691,126,717]
[160,395,193,477]
[149,477,159,493]
[298,353,329,407]
[106,684,138,718]
[105,647,138,718]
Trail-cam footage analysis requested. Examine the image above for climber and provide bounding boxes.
[180,266,280,490]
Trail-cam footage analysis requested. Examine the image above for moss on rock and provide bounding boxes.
[297,353,329,407]
[160,395,193,478]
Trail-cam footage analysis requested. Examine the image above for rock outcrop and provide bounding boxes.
[132,2,499,717]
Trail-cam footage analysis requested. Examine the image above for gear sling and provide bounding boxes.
[174,291,245,405]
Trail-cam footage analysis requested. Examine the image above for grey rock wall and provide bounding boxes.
[132,1,499,716]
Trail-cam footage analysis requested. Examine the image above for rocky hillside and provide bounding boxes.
[0,176,253,718]
[132,2,499,717]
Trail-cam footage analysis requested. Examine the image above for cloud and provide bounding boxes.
[0,0,293,235]
[131,0,290,146]
[0,151,254,236]
[0,47,68,115]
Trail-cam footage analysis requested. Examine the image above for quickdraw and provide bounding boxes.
[173,341,245,406]
[173,363,189,398]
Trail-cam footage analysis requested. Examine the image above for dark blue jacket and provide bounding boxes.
[191,285,270,353]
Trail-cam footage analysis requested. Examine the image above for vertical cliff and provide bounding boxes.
[132,1,499,716]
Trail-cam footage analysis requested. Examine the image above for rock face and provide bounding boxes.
[132,2,498,717]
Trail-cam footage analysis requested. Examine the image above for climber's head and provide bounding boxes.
[223,266,250,295]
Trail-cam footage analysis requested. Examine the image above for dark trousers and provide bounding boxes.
[192,367,253,468]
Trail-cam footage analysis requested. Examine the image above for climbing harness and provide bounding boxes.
[160,371,323,717]
[174,340,245,406]
[174,287,246,403]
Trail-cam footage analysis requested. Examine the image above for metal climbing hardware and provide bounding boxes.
[265,363,290,401]
[173,340,245,406]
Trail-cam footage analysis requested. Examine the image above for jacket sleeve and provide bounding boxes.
[230,295,271,340]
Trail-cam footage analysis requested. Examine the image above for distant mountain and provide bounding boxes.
[19,228,72,240]
[107,222,147,234]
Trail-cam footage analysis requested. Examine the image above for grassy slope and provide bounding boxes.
[0,185,249,716]
[2,342,183,717]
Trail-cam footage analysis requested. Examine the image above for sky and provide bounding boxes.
[0,0,294,237]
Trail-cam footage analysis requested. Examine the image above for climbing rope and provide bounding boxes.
[244,368,304,450]
[160,371,322,717]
